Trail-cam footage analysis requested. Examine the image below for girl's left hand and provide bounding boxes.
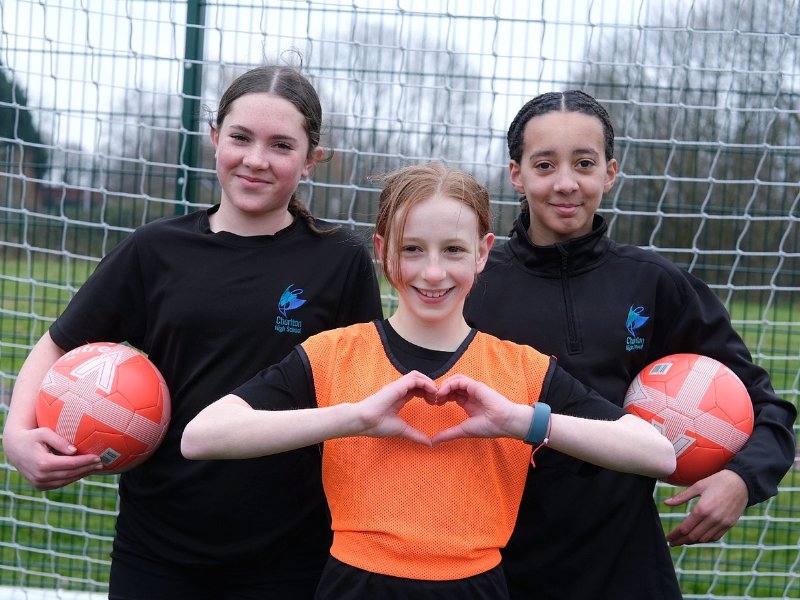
[664,469,749,545]
[431,374,524,444]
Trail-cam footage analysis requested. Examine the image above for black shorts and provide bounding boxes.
[109,548,321,600]
[314,556,509,600]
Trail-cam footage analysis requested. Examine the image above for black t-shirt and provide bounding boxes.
[49,206,383,577]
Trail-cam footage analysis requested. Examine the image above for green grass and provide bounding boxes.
[727,299,800,394]
[2,440,797,595]
[1,253,96,376]
[1,418,117,591]
[1,254,112,591]
[2,256,798,595]
[656,469,800,598]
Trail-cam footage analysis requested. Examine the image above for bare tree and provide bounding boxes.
[95,23,511,232]
[572,0,799,289]
[99,89,180,196]
[97,88,210,226]
[304,23,506,225]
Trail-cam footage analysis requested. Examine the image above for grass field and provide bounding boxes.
[0,458,117,591]
[1,255,798,596]
[657,469,800,597]
[1,440,797,596]
[1,253,96,376]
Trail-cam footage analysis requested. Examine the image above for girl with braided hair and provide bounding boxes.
[464,90,796,600]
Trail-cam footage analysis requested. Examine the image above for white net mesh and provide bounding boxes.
[1,1,797,597]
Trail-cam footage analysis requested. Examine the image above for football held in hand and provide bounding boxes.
[36,342,171,474]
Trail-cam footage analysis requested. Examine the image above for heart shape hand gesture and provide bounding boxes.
[357,371,528,446]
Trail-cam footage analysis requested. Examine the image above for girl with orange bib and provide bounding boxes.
[182,162,675,599]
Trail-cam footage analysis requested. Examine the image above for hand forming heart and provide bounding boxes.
[358,371,527,447]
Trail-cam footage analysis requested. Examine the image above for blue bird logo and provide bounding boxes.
[278,285,307,317]
[626,305,649,336]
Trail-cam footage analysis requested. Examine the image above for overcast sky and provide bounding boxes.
[2,0,673,150]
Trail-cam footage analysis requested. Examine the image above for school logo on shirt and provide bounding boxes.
[625,305,649,351]
[275,284,305,334]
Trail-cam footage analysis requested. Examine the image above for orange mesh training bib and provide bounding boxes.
[301,322,551,580]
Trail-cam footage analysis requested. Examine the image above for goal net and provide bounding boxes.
[1,1,797,598]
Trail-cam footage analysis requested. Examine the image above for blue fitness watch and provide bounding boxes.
[524,402,551,445]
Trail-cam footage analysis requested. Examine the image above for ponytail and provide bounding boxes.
[288,195,338,236]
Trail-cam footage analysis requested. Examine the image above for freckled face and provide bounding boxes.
[211,93,316,223]
[510,111,618,245]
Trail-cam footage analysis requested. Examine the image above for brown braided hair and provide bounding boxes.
[506,90,615,226]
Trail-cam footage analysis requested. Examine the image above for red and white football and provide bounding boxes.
[624,353,754,486]
[36,342,171,474]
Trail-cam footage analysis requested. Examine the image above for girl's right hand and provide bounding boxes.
[2,332,100,489]
[4,426,102,491]
[357,370,438,446]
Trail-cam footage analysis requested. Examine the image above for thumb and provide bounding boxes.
[398,425,433,447]
[37,428,78,455]
[664,485,698,506]
[431,424,467,446]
